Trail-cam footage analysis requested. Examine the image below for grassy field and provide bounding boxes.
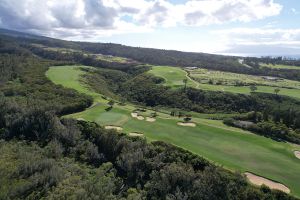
[148,65,300,99]
[260,63,300,70]
[93,54,131,63]
[46,65,300,197]
[148,66,198,88]
[189,68,300,89]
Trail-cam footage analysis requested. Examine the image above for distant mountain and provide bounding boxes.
[219,44,300,59]
[0,28,48,40]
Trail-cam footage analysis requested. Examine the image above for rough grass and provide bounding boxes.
[190,68,300,89]
[148,65,300,99]
[47,65,300,197]
[260,63,300,70]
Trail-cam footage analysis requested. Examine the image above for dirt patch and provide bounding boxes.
[104,126,123,131]
[146,117,156,122]
[294,151,300,159]
[245,172,290,193]
[177,122,196,127]
[129,132,144,137]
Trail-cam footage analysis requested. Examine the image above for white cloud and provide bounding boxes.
[0,0,283,40]
[291,8,299,15]
[214,28,300,55]
[215,28,300,45]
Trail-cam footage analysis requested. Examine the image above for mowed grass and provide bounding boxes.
[148,66,198,88]
[148,65,300,99]
[47,65,300,197]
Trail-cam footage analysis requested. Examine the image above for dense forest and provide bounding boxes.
[0,29,299,199]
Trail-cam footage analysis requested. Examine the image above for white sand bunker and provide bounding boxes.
[131,112,138,118]
[177,122,196,127]
[129,132,144,137]
[245,172,290,193]
[131,112,145,120]
[77,118,85,121]
[146,117,156,122]
[104,126,123,131]
[137,116,145,120]
[294,151,300,159]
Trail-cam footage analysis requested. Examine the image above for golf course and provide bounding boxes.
[148,65,300,99]
[46,65,300,197]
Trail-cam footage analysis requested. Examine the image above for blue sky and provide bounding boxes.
[0,0,299,56]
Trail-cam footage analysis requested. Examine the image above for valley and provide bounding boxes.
[46,65,300,196]
[2,28,300,199]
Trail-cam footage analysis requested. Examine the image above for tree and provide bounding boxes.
[183,78,188,91]
[183,114,192,123]
[178,112,184,118]
[250,85,257,93]
[108,100,115,108]
[274,88,280,95]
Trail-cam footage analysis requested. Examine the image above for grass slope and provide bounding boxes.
[260,63,300,70]
[148,65,300,99]
[46,65,300,197]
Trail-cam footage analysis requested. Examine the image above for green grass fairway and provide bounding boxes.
[47,65,300,197]
[148,66,198,88]
[148,65,300,99]
[261,63,300,70]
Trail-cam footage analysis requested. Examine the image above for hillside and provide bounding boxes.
[1,29,300,199]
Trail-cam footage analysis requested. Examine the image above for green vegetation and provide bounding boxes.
[149,65,300,99]
[148,65,197,88]
[47,65,300,197]
[189,68,300,89]
[261,63,300,70]
[2,29,300,199]
[46,65,102,100]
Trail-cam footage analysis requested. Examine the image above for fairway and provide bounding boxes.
[148,65,198,88]
[47,65,300,197]
[148,65,300,99]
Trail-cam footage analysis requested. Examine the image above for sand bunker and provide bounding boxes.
[137,116,145,120]
[245,172,290,193]
[77,118,85,121]
[131,112,145,120]
[131,112,138,118]
[146,117,156,122]
[129,132,144,137]
[104,126,123,131]
[294,151,300,159]
[177,122,196,127]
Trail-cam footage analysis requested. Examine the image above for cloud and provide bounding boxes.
[0,0,283,40]
[216,28,300,45]
[291,8,299,15]
[215,28,300,55]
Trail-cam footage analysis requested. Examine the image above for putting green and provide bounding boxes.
[148,65,300,99]
[47,65,300,197]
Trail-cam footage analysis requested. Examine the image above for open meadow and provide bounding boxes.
[46,65,300,197]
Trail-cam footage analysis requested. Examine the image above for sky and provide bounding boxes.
[0,0,299,56]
